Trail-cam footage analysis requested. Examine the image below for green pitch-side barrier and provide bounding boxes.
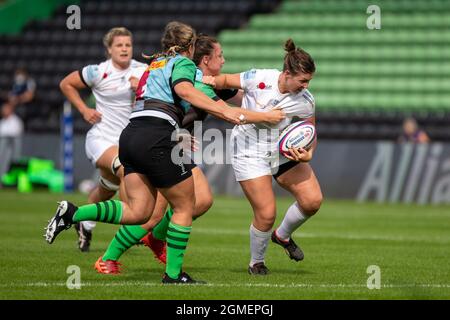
[1,157,64,193]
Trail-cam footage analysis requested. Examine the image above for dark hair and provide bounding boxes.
[283,38,315,75]
[192,34,218,66]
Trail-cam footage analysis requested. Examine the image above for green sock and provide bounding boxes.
[166,222,191,279]
[102,225,148,261]
[73,200,122,224]
[152,208,173,240]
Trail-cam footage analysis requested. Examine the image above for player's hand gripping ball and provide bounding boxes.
[278,121,316,157]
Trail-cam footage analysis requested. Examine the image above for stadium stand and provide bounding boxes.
[0,0,279,133]
[219,0,450,140]
[0,0,449,140]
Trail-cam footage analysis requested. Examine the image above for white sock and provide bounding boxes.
[249,224,271,266]
[276,202,309,241]
[81,220,96,231]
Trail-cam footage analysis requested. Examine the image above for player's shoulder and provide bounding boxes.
[195,68,203,82]
[129,59,147,76]
[301,89,315,104]
[173,55,195,67]
[95,59,110,71]
[81,60,108,84]
[259,68,281,77]
[130,59,147,69]
[296,89,315,108]
[84,59,109,74]
[242,68,279,80]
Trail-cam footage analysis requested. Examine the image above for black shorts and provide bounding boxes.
[272,160,298,179]
[119,117,193,188]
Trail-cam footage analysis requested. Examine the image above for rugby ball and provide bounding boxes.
[278,121,316,157]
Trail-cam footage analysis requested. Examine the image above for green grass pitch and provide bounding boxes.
[0,190,449,299]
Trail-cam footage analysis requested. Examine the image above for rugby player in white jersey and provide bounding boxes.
[208,39,323,275]
[59,27,146,252]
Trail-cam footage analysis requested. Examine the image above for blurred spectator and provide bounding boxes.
[0,102,24,182]
[0,67,34,182]
[398,117,430,144]
[5,67,36,124]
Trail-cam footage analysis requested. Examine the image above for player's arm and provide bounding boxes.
[174,82,243,125]
[217,99,285,124]
[193,82,284,125]
[204,73,242,90]
[172,58,238,123]
[176,81,285,125]
[285,116,317,163]
[59,71,102,124]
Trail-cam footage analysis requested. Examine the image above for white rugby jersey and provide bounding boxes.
[239,69,315,132]
[80,59,147,140]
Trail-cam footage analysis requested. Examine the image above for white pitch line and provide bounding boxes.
[1,282,449,289]
[193,227,450,244]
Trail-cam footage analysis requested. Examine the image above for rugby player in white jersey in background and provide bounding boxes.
[207,39,322,275]
[59,27,146,252]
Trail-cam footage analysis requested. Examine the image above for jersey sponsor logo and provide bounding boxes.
[148,59,167,71]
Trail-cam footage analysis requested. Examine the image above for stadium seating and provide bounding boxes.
[0,0,449,140]
[0,0,280,133]
[219,0,450,139]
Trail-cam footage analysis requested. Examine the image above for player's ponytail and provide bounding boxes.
[161,21,196,55]
[284,38,296,53]
[283,38,316,75]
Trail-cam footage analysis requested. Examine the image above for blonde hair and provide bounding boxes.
[161,21,196,54]
[143,21,196,61]
[103,27,133,56]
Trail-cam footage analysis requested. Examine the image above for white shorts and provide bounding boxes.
[85,127,119,166]
[229,125,288,181]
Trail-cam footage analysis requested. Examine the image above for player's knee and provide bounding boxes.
[299,194,322,216]
[131,208,152,225]
[135,215,150,225]
[255,210,276,228]
[195,194,213,217]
